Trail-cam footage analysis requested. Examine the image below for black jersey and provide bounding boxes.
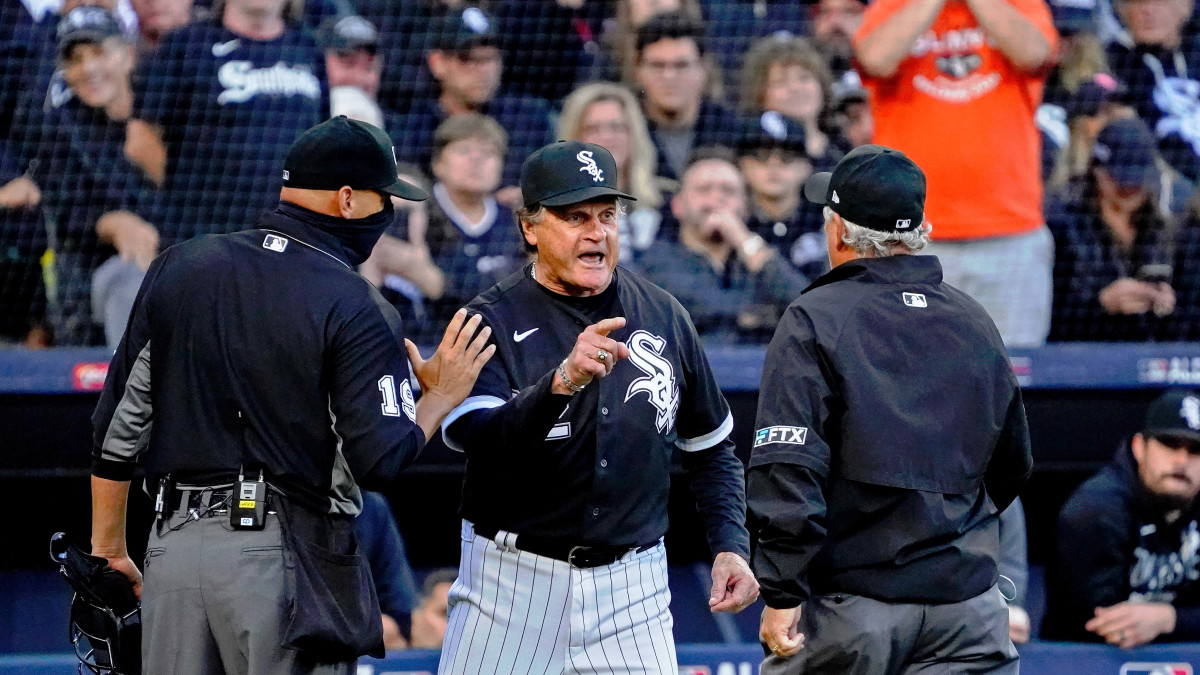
[443,264,749,557]
[132,21,328,242]
[91,204,427,515]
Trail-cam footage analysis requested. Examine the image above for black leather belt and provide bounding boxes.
[472,524,655,569]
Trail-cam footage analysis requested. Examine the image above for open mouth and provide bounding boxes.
[579,252,606,265]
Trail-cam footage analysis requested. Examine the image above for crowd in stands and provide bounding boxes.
[3,0,1200,347]
[2,0,1200,649]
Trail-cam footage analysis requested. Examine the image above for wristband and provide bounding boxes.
[557,359,586,394]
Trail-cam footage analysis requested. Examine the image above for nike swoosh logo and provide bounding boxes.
[513,328,539,342]
[212,39,240,57]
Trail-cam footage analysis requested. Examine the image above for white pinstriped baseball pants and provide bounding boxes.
[437,520,676,675]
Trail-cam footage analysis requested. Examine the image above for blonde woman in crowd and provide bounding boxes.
[558,81,671,260]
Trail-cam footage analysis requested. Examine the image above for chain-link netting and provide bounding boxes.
[2,0,1199,347]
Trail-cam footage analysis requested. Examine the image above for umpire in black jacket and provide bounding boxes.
[748,145,1033,674]
[89,116,494,674]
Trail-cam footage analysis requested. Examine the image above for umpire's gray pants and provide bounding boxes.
[141,507,354,675]
[761,585,1018,675]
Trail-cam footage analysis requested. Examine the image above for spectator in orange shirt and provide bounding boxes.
[854,0,1058,347]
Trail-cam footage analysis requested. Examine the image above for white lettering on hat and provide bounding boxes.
[463,7,490,34]
[761,110,787,141]
[1093,142,1112,163]
[577,150,604,183]
[1183,395,1200,431]
[896,218,912,229]
[282,169,290,181]
[831,190,840,204]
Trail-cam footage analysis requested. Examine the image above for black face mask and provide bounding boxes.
[277,199,395,266]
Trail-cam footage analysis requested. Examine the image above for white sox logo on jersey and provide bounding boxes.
[623,330,679,433]
[577,150,604,182]
[217,61,322,105]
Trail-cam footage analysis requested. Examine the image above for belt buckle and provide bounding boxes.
[568,545,596,568]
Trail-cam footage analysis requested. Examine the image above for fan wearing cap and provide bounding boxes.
[635,147,809,344]
[1046,389,1200,646]
[90,116,495,673]
[749,144,1032,672]
[1048,117,1179,342]
[0,6,159,347]
[437,139,757,674]
[737,111,830,280]
[381,5,554,191]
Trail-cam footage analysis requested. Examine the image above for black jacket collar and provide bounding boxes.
[257,205,353,267]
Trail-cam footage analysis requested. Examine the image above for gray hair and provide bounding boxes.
[823,206,931,257]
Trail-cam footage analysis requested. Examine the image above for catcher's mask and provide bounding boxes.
[50,533,141,675]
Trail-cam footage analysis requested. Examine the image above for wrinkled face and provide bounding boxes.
[739,149,811,202]
[1134,433,1200,504]
[637,38,705,116]
[813,0,865,56]
[524,198,620,296]
[409,582,451,649]
[61,38,134,110]
[432,46,502,107]
[763,62,823,124]
[1118,0,1192,47]
[131,0,192,39]
[325,49,382,97]
[579,100,632,170]
[433,136,503,196]
[673,159,747,237]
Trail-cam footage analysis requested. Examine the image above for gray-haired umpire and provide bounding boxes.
[748,145,1033,674]
[89,116,494,674]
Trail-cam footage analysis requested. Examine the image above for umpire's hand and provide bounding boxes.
[555,317,630,395]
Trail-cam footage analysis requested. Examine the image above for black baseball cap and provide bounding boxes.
[737,111,807,158]
[283,116,428,201]
[802,144,926,233]
[57,6,125,60]
[1093,118,1158,189]
[319,14,380,54]
[1144,389,1200,445]
[432,6,498,53]
[520,140,635,209]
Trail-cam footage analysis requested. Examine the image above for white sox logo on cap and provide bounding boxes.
[577,150,604,183]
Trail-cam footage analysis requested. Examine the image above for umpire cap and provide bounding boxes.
[283,116,428,201]
[803,144,926,233]
[520,141,635,209]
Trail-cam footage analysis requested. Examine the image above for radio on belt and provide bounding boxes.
[231,470,267,530]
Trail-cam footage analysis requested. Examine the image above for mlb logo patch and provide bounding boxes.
[1120,664,1192,675]
[895,218,912,229]
[263,234,289,253]
[902,292,927,308]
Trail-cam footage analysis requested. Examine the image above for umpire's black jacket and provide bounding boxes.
[748,255,1032,609]
[91,203,427,515]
